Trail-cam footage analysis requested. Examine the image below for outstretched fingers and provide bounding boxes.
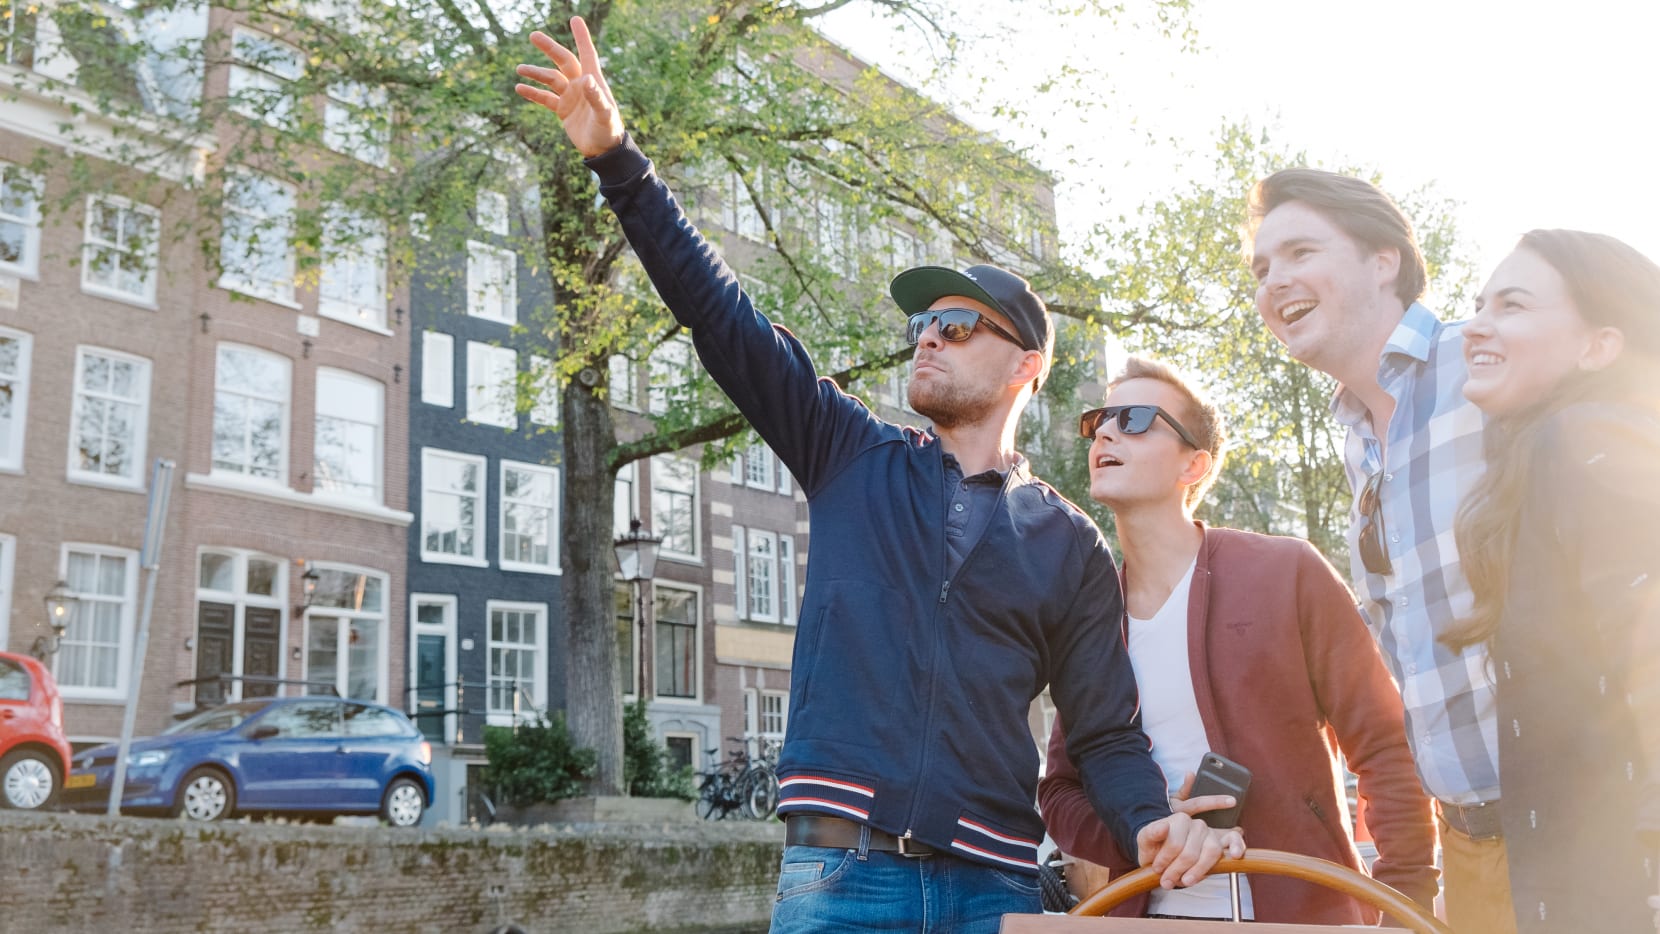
[528,29,582,81]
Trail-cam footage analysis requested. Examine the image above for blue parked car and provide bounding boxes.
[62,696,434,826]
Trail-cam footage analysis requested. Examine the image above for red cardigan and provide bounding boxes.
[1038,525,1437,924]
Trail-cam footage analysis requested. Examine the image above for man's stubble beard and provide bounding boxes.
[908,372,1001,431]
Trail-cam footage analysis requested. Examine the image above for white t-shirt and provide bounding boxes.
[1126,558,1254,920]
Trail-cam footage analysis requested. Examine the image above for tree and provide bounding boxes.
[21,0,1196,794]
[1056,122,1479,565]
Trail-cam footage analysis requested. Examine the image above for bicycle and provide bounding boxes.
[696,736,780,821]
[738,738,780,820]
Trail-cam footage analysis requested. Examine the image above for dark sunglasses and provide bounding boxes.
[905,308,1028,350]
[1357,470,1393,576]
[1077,404,1203,450]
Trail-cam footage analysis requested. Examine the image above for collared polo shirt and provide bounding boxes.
[942,452,1017,578]
[1332,302,1498,805]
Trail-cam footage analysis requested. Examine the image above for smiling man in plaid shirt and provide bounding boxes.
[1245,169,1512,934]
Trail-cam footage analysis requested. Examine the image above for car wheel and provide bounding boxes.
[0,749,61,810]
[380,776,425,827]
[174,767,235,821]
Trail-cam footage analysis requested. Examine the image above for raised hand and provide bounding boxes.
[514,16,624,158]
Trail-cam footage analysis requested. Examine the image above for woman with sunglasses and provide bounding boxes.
[1039,357,1436,924]
[1443,230,1660,932]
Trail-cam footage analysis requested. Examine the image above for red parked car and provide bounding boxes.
[0,650,73,810]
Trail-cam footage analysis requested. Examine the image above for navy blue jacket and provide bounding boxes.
[589,136,1169,871]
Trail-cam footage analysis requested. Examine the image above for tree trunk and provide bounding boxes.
[561,361,625,796]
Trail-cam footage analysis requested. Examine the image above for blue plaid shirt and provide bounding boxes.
[1333,303,1498,805]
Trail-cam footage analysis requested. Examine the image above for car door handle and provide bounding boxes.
[0,709,15,719]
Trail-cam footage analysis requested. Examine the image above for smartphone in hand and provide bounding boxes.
[1188,752,1251,829]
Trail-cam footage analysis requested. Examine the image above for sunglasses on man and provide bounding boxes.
[905,308,1030,350]
[1356,469,1393,576]
[1077,404,1203,450]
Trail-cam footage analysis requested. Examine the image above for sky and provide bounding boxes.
[817,0,1660,302]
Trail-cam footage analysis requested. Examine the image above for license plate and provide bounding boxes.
[65,773,95,789]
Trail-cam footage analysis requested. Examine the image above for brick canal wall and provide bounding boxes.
[0,810,783,933]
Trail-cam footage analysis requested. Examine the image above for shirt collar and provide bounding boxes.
[1329,302,1446,427]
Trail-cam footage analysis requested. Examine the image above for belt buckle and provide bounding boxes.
[896,835,931,859]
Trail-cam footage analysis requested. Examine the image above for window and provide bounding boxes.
[654,585,699,700]
[733,526,795,625]
[421,449,486,564]
[651,456,699,559]
[313,369,382,502]
[530,354,558,426]
[318,209,387,329]
[421,331,454,407]
[466,240,517,323]
[466,341,517,428]
[212,344,289,482]
[609,354,638,410]
[648,337,693,415]
[323,82,390,166]
[760,690,787,740]
[2,5,37,69]
[219,170,295,303]
[615,584,638,698]
[69,347,150,487]
[477,189,509,236]
[0,327,30,471]
[228,28,303,128]
[613,461,636,538]
[743,444,774,490]
[0,163,41,277]
[304,565,388,703]
[81,196,159,303]
[57,545,138,699]
[721,169,766,241]
[500,461,558,574]
[488,602,546,722]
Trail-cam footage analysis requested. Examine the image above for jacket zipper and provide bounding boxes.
[902,455,1019,838]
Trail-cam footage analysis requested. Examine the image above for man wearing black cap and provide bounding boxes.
[516,19,1243,932]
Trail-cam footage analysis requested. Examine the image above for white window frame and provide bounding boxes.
[80,195,159,306]
[780,534,797,626]
[651,455,700,561]
[194,548,287,704]
[609,354,639,411]
[301,562,390,704]
[0,534,14,647]
[652,581,702,703]
[466,341,517,428]
[211,343,290,484]
[721,168,767,242]
[486,600,547,725]
[0,327,31,473]
[499,460,560,575]
[420,448,488,567]
[745,528,778,623]
[0,162,42,278]
[420,331,454,408]
[56,543,139,702]
[323,81,390,166]
[313,368,384,503]
[477,189,509,236]
[465,239,517,324]
[743,444,774,491]
[67,346,151,490]
[613,461,637,538]
[410,594,458,744]
[318,209,388,331]
[759,689,788,742]
[648,337,693,415]
[529,354,558,426]
[218,169,296,305]
[228,27,303,129]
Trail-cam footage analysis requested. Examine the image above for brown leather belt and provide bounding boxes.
[1436,798,1503,841]
[785,814,936,857]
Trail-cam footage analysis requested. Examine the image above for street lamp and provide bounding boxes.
[613,518,662,701]
[32,580,76,661]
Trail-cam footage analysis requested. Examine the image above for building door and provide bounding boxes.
[414,633,446,742]
[243,606,280,697]
[195,602,235,706]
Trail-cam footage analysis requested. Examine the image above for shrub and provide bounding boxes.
[482,712,596,807]
[623,700,697,800]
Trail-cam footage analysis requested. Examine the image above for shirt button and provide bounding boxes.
[1407,663,1417,675]
[1383,473,1394,482]
[1398,597,1409,607]
[1390,533,1400,544]
[953,503,965,513]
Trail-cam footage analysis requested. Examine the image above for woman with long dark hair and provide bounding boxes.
[1446,229,1660,931]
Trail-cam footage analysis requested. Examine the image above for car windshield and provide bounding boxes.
[161,700,272,735]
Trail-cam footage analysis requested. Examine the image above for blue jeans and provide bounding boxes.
[768,842,1042,933]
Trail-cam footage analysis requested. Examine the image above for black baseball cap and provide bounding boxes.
[889,263,1055,389]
